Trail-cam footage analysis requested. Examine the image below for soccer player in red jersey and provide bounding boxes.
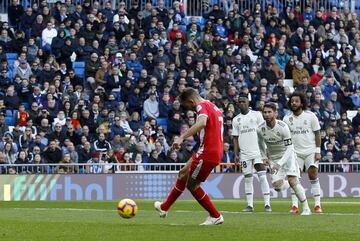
[155,87,224,225]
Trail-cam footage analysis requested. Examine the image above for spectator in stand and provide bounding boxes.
[143,92,159,119]
[41,22,57,52]
[43,140,62,173]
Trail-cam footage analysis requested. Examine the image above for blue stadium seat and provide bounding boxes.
[5,116,14,126]
[178,25,186,33]
[157,118,168,133]
[183,17,190,25]
[6,53,18,60]
[73,61,85,68]
[73,61,85,79]
[5,109,13,117]
[22,102,30,110]
[7,60,15,71]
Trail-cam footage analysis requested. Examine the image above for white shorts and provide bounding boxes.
[271,158,300,183]
[242,158,263,175]
[297,153,318,171]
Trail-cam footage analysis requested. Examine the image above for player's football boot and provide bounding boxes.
[300,208,312,216]
[264,205,272,212]
[154,201,168,218]
[200,214,224,225]
[242,206,254,212]
[314,205,323,214]
[290,205,299,214]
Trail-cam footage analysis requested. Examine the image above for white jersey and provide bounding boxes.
[283,110,320,156]
[257,120,296,167]
[232,110,264,160]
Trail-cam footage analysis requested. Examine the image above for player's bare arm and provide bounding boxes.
[171,115,207,151]
[314,130,321,161]
[232,136,240,163]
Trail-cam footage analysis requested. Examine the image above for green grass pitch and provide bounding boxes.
[0,198,359,241]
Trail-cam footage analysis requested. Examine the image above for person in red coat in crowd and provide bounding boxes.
[310,67,325,87]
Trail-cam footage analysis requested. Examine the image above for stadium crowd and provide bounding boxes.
[0,0,359,174]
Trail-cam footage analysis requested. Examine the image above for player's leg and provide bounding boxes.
[290,156,305,213]
[270,166,289,212]
[155,158,191,217]
[306,154,322,213]
[288,176,311,215]
[243,160,254,212]
[188,159,223,225]
[254,161,271,211]
[271,167,289,193]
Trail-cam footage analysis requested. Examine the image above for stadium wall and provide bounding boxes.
[0,173,359,201]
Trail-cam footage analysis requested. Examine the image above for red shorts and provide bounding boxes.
[189,154,219,182]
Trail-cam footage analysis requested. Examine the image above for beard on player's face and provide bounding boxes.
[291,105,302,112]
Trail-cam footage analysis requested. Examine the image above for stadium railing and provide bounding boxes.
[0,162,359,174]
[184,0,359,16]
[2,0,359,15]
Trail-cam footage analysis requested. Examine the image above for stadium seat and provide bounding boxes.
[157,118,168,133]
[182,17,190,26]
[140,111,144,123]
[22,102,30,110]
[178,25,187,33]
[347,110,357,122]
[6,53,18,60]
[5,109,13,117]
[7,60,15,71]
[73,61,85,79]
[5,116,14,126]
[73,61,85,68]
[284,79,294,93]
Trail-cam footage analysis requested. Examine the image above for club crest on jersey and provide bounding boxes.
[237,118,241,122]
[276,132,281,136]
[304,120,307,125]
[261,127,265,132]
[289,117,293,125]
[196,105,202,112]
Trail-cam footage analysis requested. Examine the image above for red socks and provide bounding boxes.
[191,186,220,218]
[161,179,186,211]
[161,179,220,218]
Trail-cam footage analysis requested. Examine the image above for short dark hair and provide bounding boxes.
[263,102,277,111]
[287,92,307,110]
[178,88,199,104]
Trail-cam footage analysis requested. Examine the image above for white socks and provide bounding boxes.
[291,181,310,210]
[291,189,299,208]
[310,178,321,206]
[258,171,271,206]
[245,175,254,207]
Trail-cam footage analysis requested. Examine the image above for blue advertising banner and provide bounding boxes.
[0,173,359,201]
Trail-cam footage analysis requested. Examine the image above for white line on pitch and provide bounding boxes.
[8,208,360,216]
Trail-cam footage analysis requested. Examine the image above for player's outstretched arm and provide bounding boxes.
[171,115,207,150]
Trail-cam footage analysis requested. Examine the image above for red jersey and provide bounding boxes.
[194,100,224,164]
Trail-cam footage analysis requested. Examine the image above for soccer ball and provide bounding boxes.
[117,199,138,218]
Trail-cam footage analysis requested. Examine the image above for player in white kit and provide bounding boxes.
[257,103,311,215]
[283,92,323,214]
[232,95,271,212]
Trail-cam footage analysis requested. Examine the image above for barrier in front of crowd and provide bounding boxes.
[187,0,360,16]
[0,162,359,174]
[0,171,359,201]
[2,0,358,16]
